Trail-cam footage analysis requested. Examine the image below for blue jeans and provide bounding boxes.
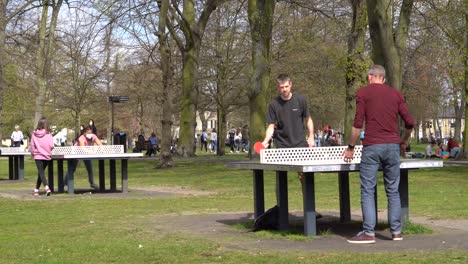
[360,144,401,236]
[450,147,460,158]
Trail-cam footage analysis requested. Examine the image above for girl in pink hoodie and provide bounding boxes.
[30,117,55,196]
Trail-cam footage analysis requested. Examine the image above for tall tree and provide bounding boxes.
[423,0,468,158]
[168,0,226,156]
[344,0,368,143]
[366,0,414,91]
[464,0,468,158]
[0,0,36,141]
[200,0,250,156]
[247,0,274,157]
[157,0,176,167]
[33,0,63,126]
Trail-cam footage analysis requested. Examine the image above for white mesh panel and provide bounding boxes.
[52,145,124,155]
[0,147,25,154]
[260,146,362,165]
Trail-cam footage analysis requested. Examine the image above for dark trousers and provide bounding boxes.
[35,160,50,189]
[65,159,95,185]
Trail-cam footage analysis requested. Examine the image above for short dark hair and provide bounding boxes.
[276,74,291,84]
[83,126,93,133]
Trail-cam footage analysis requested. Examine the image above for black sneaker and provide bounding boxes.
[347,231,376,244]
[90,184,99,190]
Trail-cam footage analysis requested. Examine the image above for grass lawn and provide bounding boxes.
[0,148,467,263]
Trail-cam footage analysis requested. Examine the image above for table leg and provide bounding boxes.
[399,169,409,228]
[8,156,14,180]
[253,170,265,218]
[13,156,19,180]
[110,159,116,191]
[303,172,316,236]
[18,156,25,180]
[276,171,289,231]
[99,160,105,192]
[58,160,64,193]
[122,159,128,193]
[67,160,75,194]
[48,160,54,192]
[338,171,351,222]
[375,184,378,224]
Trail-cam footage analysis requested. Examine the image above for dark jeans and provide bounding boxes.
[200,140,208,152]
[65,159,95,185]
[35,160,50,189]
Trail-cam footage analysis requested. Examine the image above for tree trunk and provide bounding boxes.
[157,0,174,168]
[217,111,227,156]
[103,24,114,143]
[247,0,275,159]
[176,0,223,157]
[344,0,368,144]
[0,0,36,139]
[33,0,49,125]
[366,0,414,91]
[216,57,226,156]
[0,1,5,141]
[179,47,199,157]
[34,0,62,125]
[462,0,468,159]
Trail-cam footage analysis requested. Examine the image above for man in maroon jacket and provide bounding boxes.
[343,65,414,244]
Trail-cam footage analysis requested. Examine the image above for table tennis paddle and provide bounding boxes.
[254,141,265,154]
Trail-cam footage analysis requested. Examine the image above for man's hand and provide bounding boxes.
[343,148,354,163]
[261,141,269,149]
[307,137,316,147]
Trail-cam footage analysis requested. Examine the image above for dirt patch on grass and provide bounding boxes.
[146,211,468,253]
[0,185,215,201]
[132,186,217,196]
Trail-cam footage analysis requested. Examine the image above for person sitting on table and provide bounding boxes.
[65,126,102,190]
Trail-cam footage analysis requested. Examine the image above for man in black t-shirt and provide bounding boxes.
[262,74,315,150]
[261,74,315,183]
[259,74,319,223]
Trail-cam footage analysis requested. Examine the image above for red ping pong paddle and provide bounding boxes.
[254,141,265,154]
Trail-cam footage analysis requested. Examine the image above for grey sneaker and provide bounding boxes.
[347,231,376,244]
[392,233,403,241]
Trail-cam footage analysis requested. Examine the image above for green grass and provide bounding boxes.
[0,153,467,263]
[403,221,433,235]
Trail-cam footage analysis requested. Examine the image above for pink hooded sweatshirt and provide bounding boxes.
[30,129,54,160]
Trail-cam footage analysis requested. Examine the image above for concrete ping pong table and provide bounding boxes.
[49,145,143,194]
[227,146,443,236]
[0,147,30,180]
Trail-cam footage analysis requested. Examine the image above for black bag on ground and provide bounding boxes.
[252,205,279,231]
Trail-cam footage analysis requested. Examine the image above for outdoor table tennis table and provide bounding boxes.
[49,146,143,194]
[227,147,443,236]
[0,147,30,180]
